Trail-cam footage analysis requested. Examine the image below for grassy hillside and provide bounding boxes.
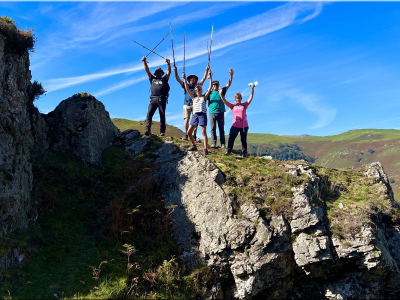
[237,129,400,201]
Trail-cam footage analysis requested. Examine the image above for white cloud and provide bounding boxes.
[44,2,324,93]
[94,76,148,97]
[284,89,337,129]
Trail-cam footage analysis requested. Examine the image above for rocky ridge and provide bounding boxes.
[122,135,400,299]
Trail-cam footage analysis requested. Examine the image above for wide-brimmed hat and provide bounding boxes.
[154,67,164,76]
[187,74,198,83]
[212,80,220,86]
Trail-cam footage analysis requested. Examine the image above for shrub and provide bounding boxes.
[0,17,36,54]
[27,80,46,103]
[1,16,14,24]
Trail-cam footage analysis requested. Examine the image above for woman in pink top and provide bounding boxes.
[219,86,254,158]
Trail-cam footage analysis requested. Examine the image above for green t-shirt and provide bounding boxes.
[208,86,227,114]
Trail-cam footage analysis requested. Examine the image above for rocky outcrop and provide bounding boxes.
[148,139,400,299]
[0,30,40,238]
[44,92,120,165]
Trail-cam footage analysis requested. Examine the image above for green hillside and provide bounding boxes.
[245,129,400,145]
[239,129,400,201]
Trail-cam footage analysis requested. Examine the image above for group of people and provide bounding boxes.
[141,56,254,157]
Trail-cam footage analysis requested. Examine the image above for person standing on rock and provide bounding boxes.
[218,85,254,158]
[174,65,209,142]
[182,70,213,155]
[208,68,234,148]
[141,56,171,136]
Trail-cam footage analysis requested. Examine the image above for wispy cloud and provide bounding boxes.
[285,89,337,129]
[44,2,324,93]
[94,76,148,97]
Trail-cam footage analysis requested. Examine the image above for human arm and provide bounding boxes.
[182,72,195,99]
[218,88,232,108]
[246,86,254,106]
[165,58,172,80]
[225,68,234,91]
[174,65,184,85]
[204,70,213,99]
[199,65,210,86]
[141,56,152,79]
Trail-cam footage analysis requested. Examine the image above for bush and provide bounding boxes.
[0,17,36,54]
[1,16,14,24]
[27,80,46,103]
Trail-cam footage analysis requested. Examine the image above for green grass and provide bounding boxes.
[208,150,309,219]
[112,118,184,139]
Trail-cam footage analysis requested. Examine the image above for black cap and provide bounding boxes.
[212,80,220,85]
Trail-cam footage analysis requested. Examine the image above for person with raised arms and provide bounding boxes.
[207,68,234,148]
[141,56,171,136]
[174,65,209,141]
[182,70,213,155]
[218,85,254,158]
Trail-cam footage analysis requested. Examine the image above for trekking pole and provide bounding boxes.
[209,24,214,67]
[207,41,210,68]
[169,22,176,68]
[133,41,166,60]
[144,31,171,58]
[183,31,186,74]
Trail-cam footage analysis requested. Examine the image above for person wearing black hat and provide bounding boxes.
[141,56,171,136]
[207,68,234,148]
[174,65,209,141]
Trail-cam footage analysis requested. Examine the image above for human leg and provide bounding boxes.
[188,125,197,146]
[200,125,208,151]
[145,99,159,134]
[227,126,239,154]
[158,98,167,134]
[239,127,249,157]
[209,113,217,146]
[216,112,226,146]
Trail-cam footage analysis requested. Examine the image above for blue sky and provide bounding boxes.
[2,1,400,137]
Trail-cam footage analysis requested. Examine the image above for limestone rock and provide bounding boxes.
[0,32,38,239]
[45,93,120,164]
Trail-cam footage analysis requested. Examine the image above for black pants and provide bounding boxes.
[227,126,248,154]
[146,96,167,133]
[209,112,226,145]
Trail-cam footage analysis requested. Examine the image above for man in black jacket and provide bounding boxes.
[141,56,171,136]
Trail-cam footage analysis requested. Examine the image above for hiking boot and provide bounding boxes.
[187,145,198,151]
[211,143,216,148]
[221,144,226,149]
[182,134,188,140]
[242,152,248,158]
[145,130,151,136]
[203,149,209,155]
[160,133,165,137]
[195,138,202,143]
[224,152,231,156]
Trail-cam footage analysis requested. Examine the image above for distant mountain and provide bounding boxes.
[281,134,313,138]
[241,129,400,201]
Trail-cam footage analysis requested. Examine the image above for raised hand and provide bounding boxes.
[229,68,234,76]
[165,58,171,64]
[141,56,147,62]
